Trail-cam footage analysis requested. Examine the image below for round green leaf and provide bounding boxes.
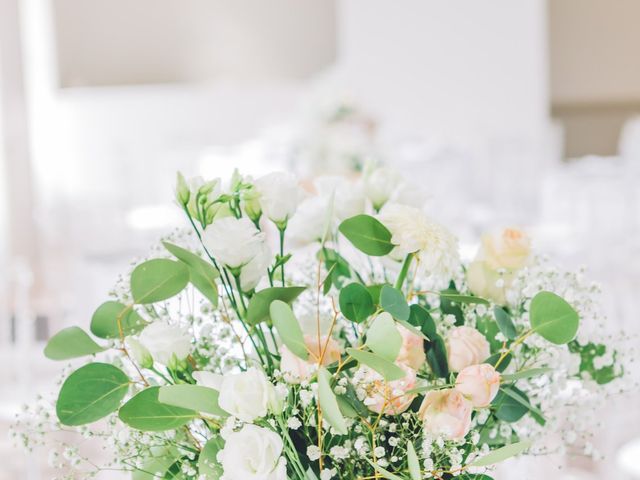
[380,285,410,321]
[90,301,146,339]
[492,385,529,422]
[338,214,394,256]
[530,291,579,344]
[56,362,129,426]
[346,348,406,381]
[339,283,375,323]
[158,385,227,417]
[119,386,197,431]
[44,326,105,360]
[245,286,306,325]
[198,436,224,479]
[365,312,402,361]
[130,259,190,304]
[163,242,219,306]
[317,367,347,435]
[494,306,517,340]
[270,300,308,360]
[408,304,436,339]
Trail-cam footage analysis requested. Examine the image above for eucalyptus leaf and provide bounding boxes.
[270,300,308,360]
[44,326,105,360]
[364,459,405,480]
[338,214,395,256]
[56,363,129,426]
[380,285,410,321]
[486,352,512,373]
[90,301,146,339]
[407,441,421,480]
[119,387,197,431]
[494,306,517,340]
[365,312,402,361]
[246,286,306,325]
[346,348,406,381]
[339,283,375,323]
[425,333,449,378]
[317,367,347,435]
[132,448,181,480]
[131,259,190,304]
[493,385,530,422]
[163,242,219,306]
[158,385,227,417]
[439,293,489,306]
[408,304,436,339]
[499,385,545,420]
[501,367,552,382]
[530,291,579,344]
[198,436,224,479]
[469,440,533,467]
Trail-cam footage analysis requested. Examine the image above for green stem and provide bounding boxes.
[394,253,414,291]
[278,226,286,287]
[150,366,174,385]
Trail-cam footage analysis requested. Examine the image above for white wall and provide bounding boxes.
[334,0,550,144]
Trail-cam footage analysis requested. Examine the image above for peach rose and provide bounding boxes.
[419,388,473,440]
[280,335,341,383]
[445,326,490,373]
[358,364,417,415]
[455,363,501,408]
[396,325,426,370]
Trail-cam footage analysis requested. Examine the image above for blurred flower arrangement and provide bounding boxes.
[12,167,627,480]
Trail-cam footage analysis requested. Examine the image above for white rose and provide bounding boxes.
[138,322,191,365]
[203,217,265,270]
[364,166,403,210]
[217,367,275,422]
[287,196,330,246]
[254,172,302,225]
[219,424,287,480]
[239,242,272,291]
[314,175,365,221]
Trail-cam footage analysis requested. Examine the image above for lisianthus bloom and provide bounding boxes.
[455,363,501,407]
[254,172,303,225]
[137,322,191,365]
[419,388,473,440]
[218,424,287,480]
[445,326,490,373]
[203,217,265,270]
[280,335,341,384]
[356,364,417,415]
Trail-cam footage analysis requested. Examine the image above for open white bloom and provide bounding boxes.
[287,196,329,245]
[378,203,460,283]
[138,322,191,365]
[203,217,265,269]
[254,172,302,225]
[240,242,272,291]
[314,175,365,221]
[364,166,403,210]
[217,367,276,422]
[218,424,287,480]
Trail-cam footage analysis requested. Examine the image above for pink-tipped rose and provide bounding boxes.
[359,364,417,415]
[455,363,501,407]
[445,326,490,373]
[418,388,473,440]
[280,335,341,383]
[396,325,426,370]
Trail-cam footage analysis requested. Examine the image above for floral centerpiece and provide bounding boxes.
[14,168,625,480]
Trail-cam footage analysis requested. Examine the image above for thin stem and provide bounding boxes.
[394,253,414,291]
[278,226,286,286]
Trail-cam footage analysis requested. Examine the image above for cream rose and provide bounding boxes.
[445,326,490,373]
[396,325,426,370]
[466,260,508,305]
[217,367,275,422]
[280,335,341,384]
[455,363,501,408]
[218,424,287,480]
[480,228,531,271]
[357,364,417,415]
[419,388,473,440]
[137,322,191,365]
[254,172,303,225]
[203,217,265,270]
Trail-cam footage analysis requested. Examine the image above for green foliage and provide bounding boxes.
[318,248,353,294]
[569,341,621,385]
[56,363,129,426]
[365,312,402,361]
[407,440,421,480]
[158,385,227,417]
[270,300,308,360]
[425,333,449,378]
[364,459,404,480]
[486,352,512,372]
[439,293,489,306]
[163,242,219,306]
[245,286,306,325]
[501,367,552,382]
[44,326,105,360]
[131,259,190,304]
[346,348,406,381]
[407,304,436,338]
[317,367,347,435]
[494,306,517,340]
[469,440,532,467]
[493,385,537,423]
[198,436,224,479]
[380,285,410,321]
[338,214,395,256]
[530,291,579,344]
[119,387,197,431]
[339,283,375,323]
[90,301,146,339]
